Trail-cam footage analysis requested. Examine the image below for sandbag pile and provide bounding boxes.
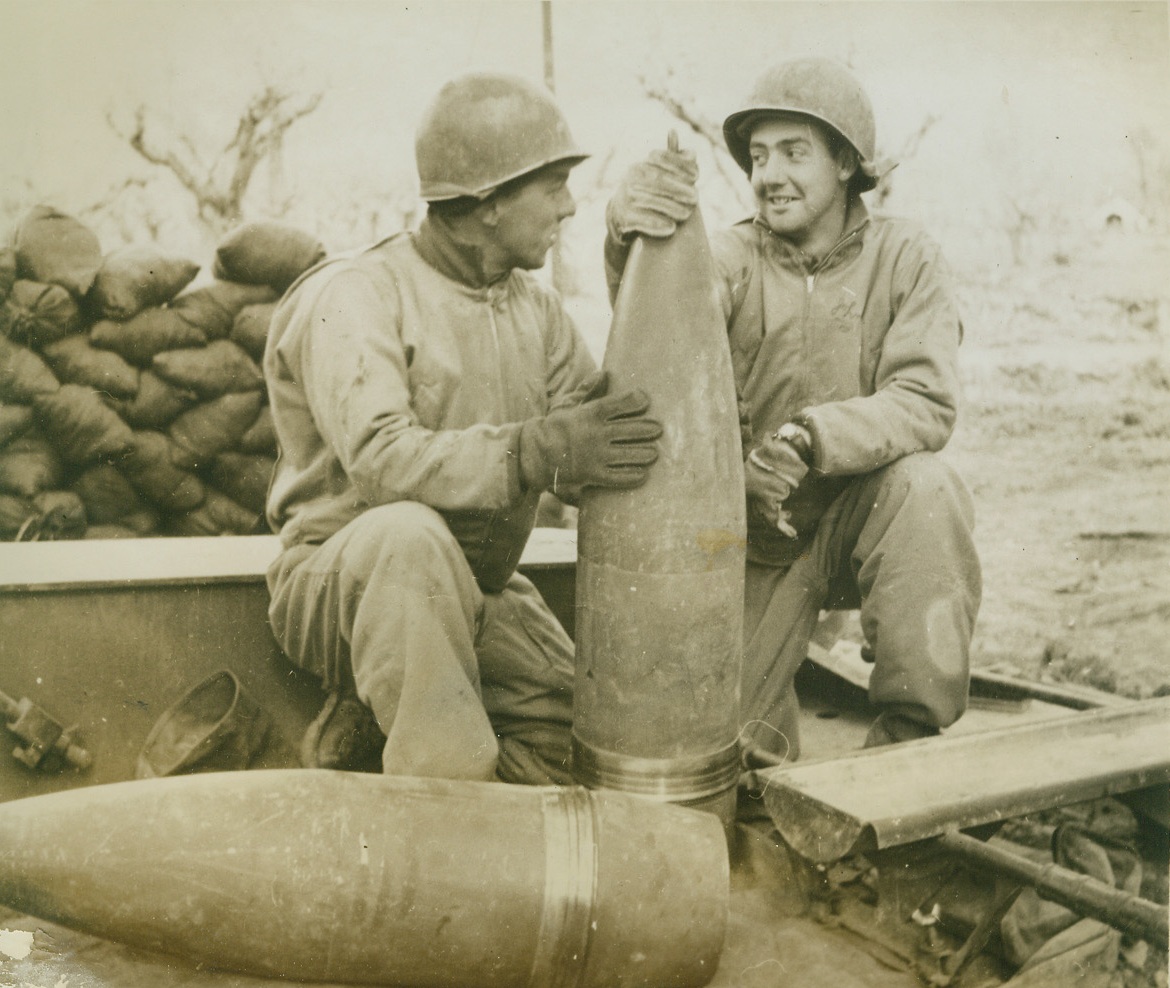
[0,207,326,541]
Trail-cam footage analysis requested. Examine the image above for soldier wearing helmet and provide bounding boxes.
[606,58,981,759]
[265,72,662,784]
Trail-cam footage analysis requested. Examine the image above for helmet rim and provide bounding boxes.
[722,58,879,193]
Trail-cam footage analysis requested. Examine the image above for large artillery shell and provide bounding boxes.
[575,204,746,824]
[0,769,728,987]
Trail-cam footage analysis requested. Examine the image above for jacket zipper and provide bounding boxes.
[798,228,861,403]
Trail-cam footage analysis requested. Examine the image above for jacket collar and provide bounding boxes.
[412,214,508,290]
[752,196,871,274]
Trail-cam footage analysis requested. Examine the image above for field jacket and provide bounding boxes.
[712,200,963,564]
[265,217,597,591]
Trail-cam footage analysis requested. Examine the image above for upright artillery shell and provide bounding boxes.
[574,199,746,824]
[0,769,728,987]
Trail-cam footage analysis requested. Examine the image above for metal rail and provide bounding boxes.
[938,830,1168,951]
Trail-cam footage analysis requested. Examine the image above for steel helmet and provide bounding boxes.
[722,58,878,192]
[415,72,589,202]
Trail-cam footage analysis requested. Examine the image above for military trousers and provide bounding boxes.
[740,452,981,760]
[267,501,575,785]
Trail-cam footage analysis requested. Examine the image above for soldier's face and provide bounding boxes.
[748,115,852,249]
[489,163,578,271]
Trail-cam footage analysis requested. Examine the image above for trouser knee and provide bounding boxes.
[341,501,472,589]
[267,501,480,691]
[869,452,975,529]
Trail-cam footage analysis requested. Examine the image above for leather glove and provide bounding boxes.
[606,139,699,242]
[519,371,662,495]
[744,432,809,539]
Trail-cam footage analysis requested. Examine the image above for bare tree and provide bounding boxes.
[1129,126,1170,233]
[108,86,323,239]
[639,72,754,212]
[871,113,940,209]
[1004,196,1038,265]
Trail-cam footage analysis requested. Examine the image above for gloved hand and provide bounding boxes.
[744,433,809,539]
[519,371,662,495]
[606,136,699,242]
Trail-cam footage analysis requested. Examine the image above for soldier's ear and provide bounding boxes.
[477,197,502,230]
[836,146,859,186]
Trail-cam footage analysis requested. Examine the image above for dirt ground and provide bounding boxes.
[943,229,1170,701]
[882,230,1170,988]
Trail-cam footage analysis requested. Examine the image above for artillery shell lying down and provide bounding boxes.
[0,769,729,987]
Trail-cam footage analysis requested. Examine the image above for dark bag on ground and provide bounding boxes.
[237,403,276,455]
[169,281,277,339]
[0,431,64,498]
[165,485,260,536]
[2,280,84,348]
[30,489,87,540]
[152,339,263,398]
[72,462,150,525]
[42,335,139,400]
[90,310,207,366]
[85,513,159,539]
[0,404,34,449]
[0,492,38,539]
[213,223,326,292]
[206,451,275,515]
[105,369,198,429]
[89,246,200,320]
[121,429,205,513]
[0,336,60,404]
[168,390,263,470]
[230,302,277,361]
[34,383,136,466]
[13,206,103,298]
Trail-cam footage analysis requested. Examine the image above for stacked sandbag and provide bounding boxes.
[82,246,276,539]
[0,207,324,541]
[13,205,102,298]
[213,221,326,292]
[0,316,73,540]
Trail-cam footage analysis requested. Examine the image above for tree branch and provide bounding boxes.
[106,87,323,236]
[222,88,323,222]
[638,74,753,206]
[109,107,218,210]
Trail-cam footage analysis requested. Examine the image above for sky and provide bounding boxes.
[2,0,1169,275]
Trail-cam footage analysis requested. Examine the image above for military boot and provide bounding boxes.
[300,691,385,773]
[862,711,940,748]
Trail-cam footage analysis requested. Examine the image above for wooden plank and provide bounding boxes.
[808,635,1126,710]
[0,528,578,591]
[760,697,1170,863]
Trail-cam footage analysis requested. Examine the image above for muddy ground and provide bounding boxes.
[945,230,1169,701]
[945,231,1170,988]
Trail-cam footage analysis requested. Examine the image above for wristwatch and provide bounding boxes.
[774,422,814,466]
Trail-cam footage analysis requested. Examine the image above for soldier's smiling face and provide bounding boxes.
[749,115,854,250]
